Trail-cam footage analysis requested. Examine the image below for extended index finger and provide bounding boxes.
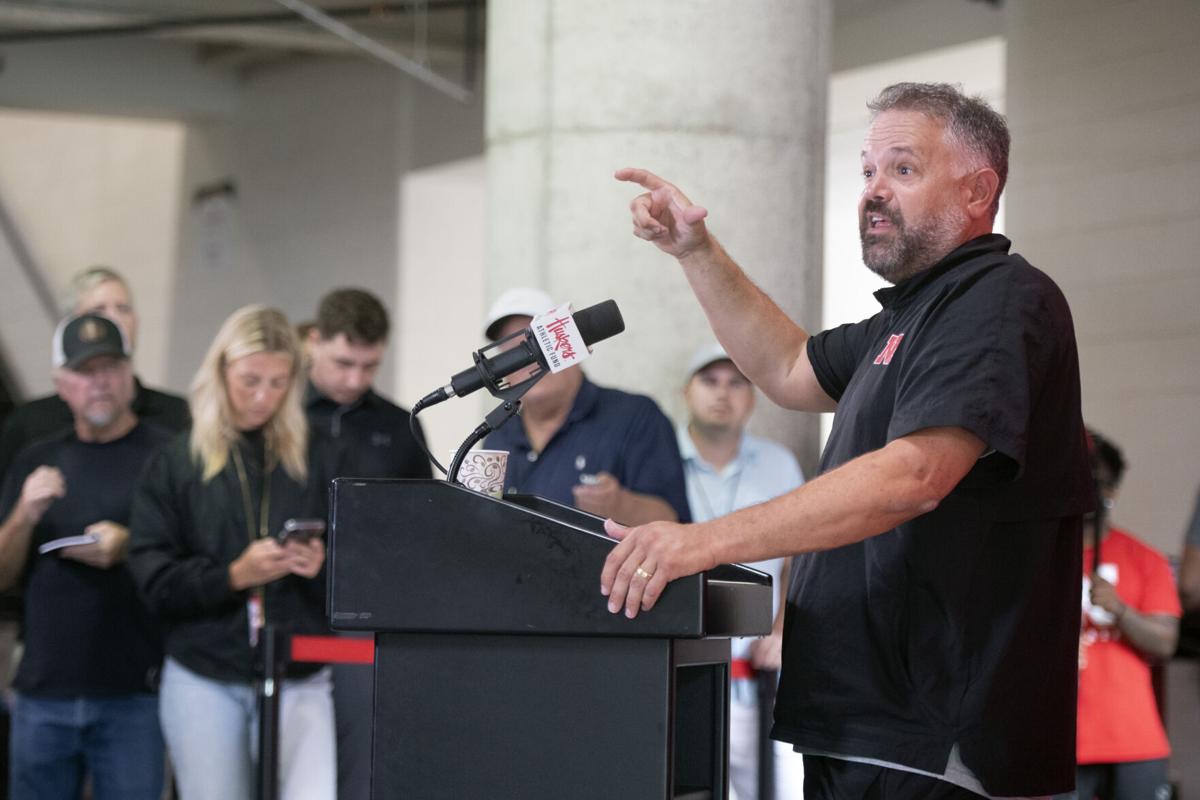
[614,167,669,190]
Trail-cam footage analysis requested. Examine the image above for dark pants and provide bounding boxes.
[8,692,164,800]
[802,755,985,800]
[1054,759,1171,800]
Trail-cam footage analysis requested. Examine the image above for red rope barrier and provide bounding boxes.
[290,635,374,664]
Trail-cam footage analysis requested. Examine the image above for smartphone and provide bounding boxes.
[275,518,326,545]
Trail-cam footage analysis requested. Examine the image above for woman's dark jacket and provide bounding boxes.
[129,428,346,682]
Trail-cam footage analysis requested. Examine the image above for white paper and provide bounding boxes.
[38,533,100,555]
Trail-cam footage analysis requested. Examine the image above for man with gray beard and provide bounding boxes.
[606,83,1091,798]
[0,314,167,800]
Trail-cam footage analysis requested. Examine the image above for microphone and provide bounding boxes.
[419,300,625,409]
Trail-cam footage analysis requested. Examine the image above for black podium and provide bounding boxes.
[328,479,773,800]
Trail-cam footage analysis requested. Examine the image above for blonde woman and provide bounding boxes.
[129,305,344,800]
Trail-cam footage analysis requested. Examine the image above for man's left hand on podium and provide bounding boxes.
[600,517,717,619]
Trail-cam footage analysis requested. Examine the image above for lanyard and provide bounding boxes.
[231,439,272,543]
[231,438,274,647]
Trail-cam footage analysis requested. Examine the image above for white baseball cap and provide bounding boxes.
[483,287,555,340]
[685,341,734,381]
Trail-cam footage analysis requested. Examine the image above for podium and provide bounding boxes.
[328,479,773,800]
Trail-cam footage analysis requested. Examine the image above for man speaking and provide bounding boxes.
[603,83,1091,798]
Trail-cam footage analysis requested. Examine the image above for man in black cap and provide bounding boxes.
[0,314,169,800]
[0,266,188,483]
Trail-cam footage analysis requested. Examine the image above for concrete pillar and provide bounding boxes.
[486,0,832,472]
[1004,0,1200,555]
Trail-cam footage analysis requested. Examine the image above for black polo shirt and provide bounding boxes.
[483,377,691,523]
[773,235,1091,797]
[1,422,170,696]
[0,378,189,482]
[304,383,431,480]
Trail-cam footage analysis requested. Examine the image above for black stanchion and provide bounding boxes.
[756,669,777,800]
[257,625,283,800]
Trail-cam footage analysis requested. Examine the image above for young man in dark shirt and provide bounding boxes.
[304,288,431,481]
[303,287,430,800]
[0,314,168,800]
[0,267,188,482]
[606,83,1090,798]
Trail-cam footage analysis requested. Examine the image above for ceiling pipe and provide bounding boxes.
[0,2,479,45]
[272,0,471,102]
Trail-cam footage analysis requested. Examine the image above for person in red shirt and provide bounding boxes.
[1064,431,1181,800]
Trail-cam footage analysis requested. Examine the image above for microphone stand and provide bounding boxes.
[447,371,546,487]
[410,329,541,478]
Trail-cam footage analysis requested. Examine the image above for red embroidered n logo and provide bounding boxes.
[873,333,905,366]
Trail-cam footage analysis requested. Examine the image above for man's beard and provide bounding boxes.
[82,400,118,428]
[859,199,968,283]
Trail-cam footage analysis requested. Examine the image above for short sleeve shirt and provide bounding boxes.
[678,428,804,660]
[484,378,691,523]
[0,423,169,697]
[775,235,1092,797]
[1078,528,1181,764]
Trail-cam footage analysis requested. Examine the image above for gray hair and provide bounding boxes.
[868,82,1009,219]
[63,265,130,314]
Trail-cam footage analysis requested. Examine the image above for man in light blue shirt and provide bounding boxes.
[677,342,805,800]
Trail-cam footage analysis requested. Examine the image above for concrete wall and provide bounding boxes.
[167,60,404,391]
[397,156,488,460]
[486,0,831,477]
[1005,0,1200,558]
[0,108,184,390]
[167,59,485,398]
[1003,3,1200,787]
[833,0,1003,72]
[0,35,484,403]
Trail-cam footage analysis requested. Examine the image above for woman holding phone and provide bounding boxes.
[129,305,344,800]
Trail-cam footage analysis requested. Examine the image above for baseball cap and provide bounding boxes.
[52,313,130,370]
[483,287,555,341]
[685,341,734,381]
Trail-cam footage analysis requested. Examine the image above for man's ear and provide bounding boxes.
[964,168,1000,220]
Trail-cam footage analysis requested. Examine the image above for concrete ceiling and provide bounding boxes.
[0,0,484,79]
[0,0,1000,83]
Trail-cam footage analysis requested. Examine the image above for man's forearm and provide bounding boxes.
[0,510,35,591]
[616,490,679,527]
[677,236,822,410]
[700,428,985,568]
[1115,610,1179,661]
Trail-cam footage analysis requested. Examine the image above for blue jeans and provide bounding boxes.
[159,657,335,800]
[8,691,164,800]
[1053,759,1171,800]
